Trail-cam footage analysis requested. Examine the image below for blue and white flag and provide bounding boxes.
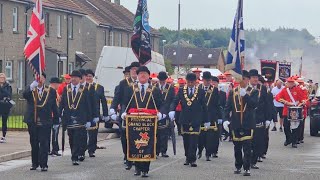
[225,0,245,80]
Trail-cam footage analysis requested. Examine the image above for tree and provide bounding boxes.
[164,59,174,75]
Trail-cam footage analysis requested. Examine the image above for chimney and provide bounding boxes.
[114,0,120,5]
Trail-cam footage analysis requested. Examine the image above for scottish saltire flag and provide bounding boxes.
[225,0,245,79]
[24,0,46,79]
[131,0,152,66]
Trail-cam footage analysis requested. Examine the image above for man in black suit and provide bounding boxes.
[110,62,140,170]
[169,73,209,168]
[59,70,92,165]
[249,70,271,169]
[23,73,59,172]
[225,70,259,176]
[85,69,109,158]
[155,71,175,158]
[122,66,163,178]
[197,72,221,161]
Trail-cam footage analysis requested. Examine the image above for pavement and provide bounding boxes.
[0,119,320,180]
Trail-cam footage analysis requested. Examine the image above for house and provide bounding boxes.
[0,0,161,93]
[165,47,225,73]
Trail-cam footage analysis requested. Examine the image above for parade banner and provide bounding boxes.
[126,115,157,162]
[278,63,291,82]
[260,60,277,83]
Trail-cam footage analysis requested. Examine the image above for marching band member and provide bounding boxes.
[23,73,59,171]
[225,70,259,176]
[275,77,307,148]
[169,73,209,168]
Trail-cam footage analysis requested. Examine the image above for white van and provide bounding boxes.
[94,46,166,103]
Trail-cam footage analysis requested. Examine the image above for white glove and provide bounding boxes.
[85,122,91,129]
[59,118,62,124]
[162,114,167,119]
[111,114,117,121]
[93,117,99,124]
[109,109,116,115]
[157,112,163,120]
[240,88,246,97]
[121,112,127,120]
[169,111,175,120]
[53,125,59,130]
[265,120,271,128]
[218,119,223,124]
[30,81,38,90]
[204,122,211,128]
[103,116,110,122]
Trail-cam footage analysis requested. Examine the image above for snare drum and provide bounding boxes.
[288,106,303,121]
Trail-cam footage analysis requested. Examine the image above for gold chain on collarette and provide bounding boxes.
[66,85,84,109]
[183,85,199,106]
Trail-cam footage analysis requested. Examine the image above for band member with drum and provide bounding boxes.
[156,71,175,158]
[122,66,163,177]
[296,79,309,144]
[169,73,209,168]
[110,62,140,170]
[275,77,307,148]
[248,70,271,169]
[225,70,259,176]
[197,72,221,161]
[60,70,92,165]
[85,69,109,158]
[23,73,59,171]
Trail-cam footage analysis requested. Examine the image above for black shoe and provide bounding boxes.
[284,141,291,146]
[89,153,95,158]
[271,126,277,131]
[141,172,149,178]
[257,157,263,162]
[72,161,79,165]
[261,154,266,159]
[190,162,197,167]
[279,127,283,132]
[134,170,141,176]
[251,164,259,169]
[300,140,304,143]
[212,153,218,158]
[79,156,85,162]
[197,153,202,159]
[292,144,298,148]
[41,167,48,172]
[161,153,169,158]
[48,152,53,155]
[206,155,211,161]
[52,151,61,156]
[234,169,241,174]
[243,170,251,176]
[30,166,38,170]
[184,160,190,166]
[125,164,132,170]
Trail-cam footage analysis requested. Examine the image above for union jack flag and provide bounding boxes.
[24,0,46,79]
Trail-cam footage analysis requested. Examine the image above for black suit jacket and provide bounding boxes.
[94,83,108,117]
[225,86,259,129]
[111,78,135,111]
[157,83,175,115]
[85,83,99,119]
[254,84,271,123]
[170,86,208,127]
[23,85,59,126]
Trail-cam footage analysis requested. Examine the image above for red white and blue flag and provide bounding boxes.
[24,0,46,79]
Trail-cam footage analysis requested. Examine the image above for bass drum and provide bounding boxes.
[288,106,303,121]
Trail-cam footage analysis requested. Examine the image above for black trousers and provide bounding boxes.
[88,129,98,154]
[79,129,88,157]
[28,124,51,168]
[50,125,60,152]
[121,127,133,166]
[68,128,86,161]
[156,128,169,154]
[263,127,269,155]
[251,127,265,165]
[135,162,150,172]
[198,130,220,156]
[234,140,251,171]
[298,119,305,141]
[1,113,9,137]
[183,134,199,163]
[283,117,299,144]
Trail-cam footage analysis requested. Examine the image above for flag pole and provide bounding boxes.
[177,0,181,75]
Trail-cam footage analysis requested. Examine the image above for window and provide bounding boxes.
[0,4,3,30]
[68,62,74,74]
[110,31,114,46]
[118,33,122,47]
[18,61,23,89]
[13,7,18,32]
[68,16,73,39]
[57,15,61,37]
[45,12,50,36]
[5,61,13,80]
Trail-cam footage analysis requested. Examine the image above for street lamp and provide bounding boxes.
[162,40,166,57]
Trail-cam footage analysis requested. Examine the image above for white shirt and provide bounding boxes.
[271,86,284,107]
[37,86,44,94]
[138,82,149,93]
[71,83,80,94]
[188,86,195,95]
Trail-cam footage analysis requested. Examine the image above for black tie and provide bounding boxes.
[204,87,208,92]
[73,87,77,97]
[189,88,193,96]
[141,85,145,97]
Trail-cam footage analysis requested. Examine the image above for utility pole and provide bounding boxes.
[177,0,181,74]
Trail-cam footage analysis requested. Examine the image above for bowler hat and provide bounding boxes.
[85,69,95,77]
[129,62,140,69]
[136,66,150,75]
[211,76,219,83]
[202,71,212,80]
[70,70,82,78]
[186,73,197,81]
[157,71,168,81]
[50,77,61,84]
[249,69,259,77]
[123,66,130,74]
[242,70,250,78]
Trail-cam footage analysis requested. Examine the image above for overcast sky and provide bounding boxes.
[121,0,320,36]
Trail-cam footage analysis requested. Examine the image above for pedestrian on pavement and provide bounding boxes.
[271,80,285,132]
[0,73,13,143]
[23,73,60,172]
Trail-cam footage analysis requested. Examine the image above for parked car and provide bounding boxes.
[310,89,320,136]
